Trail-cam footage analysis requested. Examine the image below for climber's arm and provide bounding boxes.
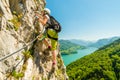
[38,15,48,25]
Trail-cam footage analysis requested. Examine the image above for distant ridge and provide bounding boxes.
[69,36,120,48]
[89,36,120,48]
[70,39,93,47]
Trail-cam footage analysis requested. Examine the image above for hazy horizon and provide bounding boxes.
[46,0,120,41]
[60,36,120,42]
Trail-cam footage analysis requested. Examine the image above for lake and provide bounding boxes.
[61,47,98,66]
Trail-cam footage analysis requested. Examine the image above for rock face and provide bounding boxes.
[0,0,68,80]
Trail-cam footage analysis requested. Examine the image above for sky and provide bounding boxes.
[46,0,120,41]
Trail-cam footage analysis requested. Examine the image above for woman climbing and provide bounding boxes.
[35,8,59,68]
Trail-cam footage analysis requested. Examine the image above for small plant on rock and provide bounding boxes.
[9,11,22,31]
[11,70,24,79]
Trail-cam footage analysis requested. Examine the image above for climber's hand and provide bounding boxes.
[37,34,43,39]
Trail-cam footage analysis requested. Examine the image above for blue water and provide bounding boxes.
[61,47,98,66]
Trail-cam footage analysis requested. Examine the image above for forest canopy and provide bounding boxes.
[59,40,85,55]
[67,39,120,80]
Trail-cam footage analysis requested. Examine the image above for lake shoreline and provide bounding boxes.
[61,47,98,66]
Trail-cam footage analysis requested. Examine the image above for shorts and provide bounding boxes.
[47,29,58,50]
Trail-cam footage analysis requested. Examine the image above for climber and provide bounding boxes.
[35,8,60,68]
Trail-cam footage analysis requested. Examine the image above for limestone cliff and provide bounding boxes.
[0,0,68,80]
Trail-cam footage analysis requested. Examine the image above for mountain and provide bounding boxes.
[0,0,68,80]
[70,39,93,47]
[89,36,120,48]
[59,40,85,54]
[67,39,120,80]
[70,37,120,48]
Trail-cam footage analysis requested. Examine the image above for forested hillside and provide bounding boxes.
[67,39,120,80]
[59,40,85,54]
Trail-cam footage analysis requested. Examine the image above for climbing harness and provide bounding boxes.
[47,33,58,41]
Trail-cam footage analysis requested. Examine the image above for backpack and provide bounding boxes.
[46,16,61,33]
